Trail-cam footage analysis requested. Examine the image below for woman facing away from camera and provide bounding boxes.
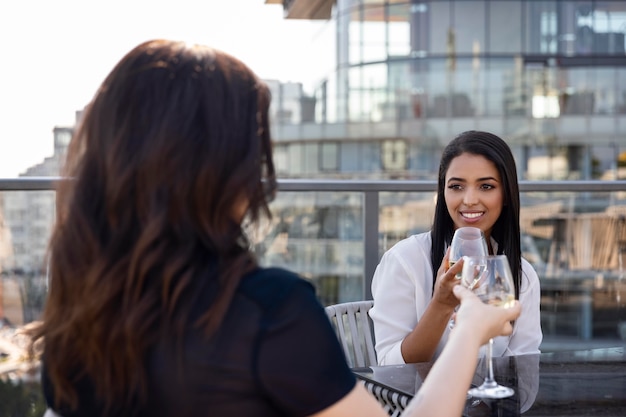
[31,40,521,417]
[370,131,542,365]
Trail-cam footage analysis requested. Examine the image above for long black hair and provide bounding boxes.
[430,130,521,299]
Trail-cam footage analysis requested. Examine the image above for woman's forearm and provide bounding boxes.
[402,324,481,417]
[400,300,454,363]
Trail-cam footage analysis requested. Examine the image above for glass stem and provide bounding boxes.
[485,338,496,386]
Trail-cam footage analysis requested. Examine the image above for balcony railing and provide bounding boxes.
[2,178,626,349]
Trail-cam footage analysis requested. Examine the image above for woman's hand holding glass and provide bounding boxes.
[452,285,519,345]
[433,250,466,310]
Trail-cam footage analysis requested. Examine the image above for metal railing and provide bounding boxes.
[3,177,626,300]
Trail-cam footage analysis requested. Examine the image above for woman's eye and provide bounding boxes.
[480,184,495,190]
[448,184,463,190]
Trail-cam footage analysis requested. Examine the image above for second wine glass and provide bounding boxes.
[462,254,517,399]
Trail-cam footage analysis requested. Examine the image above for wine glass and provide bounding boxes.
[461,254,516,399]
[448,227,488,328]
[449,227,488,275]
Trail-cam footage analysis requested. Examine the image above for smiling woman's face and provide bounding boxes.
[443,152,503,241]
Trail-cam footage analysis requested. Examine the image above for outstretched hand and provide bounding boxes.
[452,285,521,346]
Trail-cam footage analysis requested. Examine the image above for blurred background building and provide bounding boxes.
[266,0,626,182]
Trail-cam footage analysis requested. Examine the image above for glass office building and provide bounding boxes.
[269,0,626,182]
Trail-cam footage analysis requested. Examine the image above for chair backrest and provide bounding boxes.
[325,300,376,368]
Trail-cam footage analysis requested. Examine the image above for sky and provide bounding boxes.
[0,0,333,178]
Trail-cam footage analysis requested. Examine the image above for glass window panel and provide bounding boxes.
[385,60,414,120]
[526,64,560,119]
[387,3,411,57]
[361,13,387,62]
[303,143,319,175]
[363,142,382,173]
[448,58,477,117]
[288,144,303,175]
[348,66,365,121]
[562,68,594,116]
[592,67,617,115]
[273,145,289,176]
[349,17,363,64]
[340,142,360,172]
[363,63,389,121]
[348,64,388,122]
[491,58,521,117]
[381,139,408,171]
[321,142,339,171]
[574,1,626,55]
[572,1,598,55]
[524,1,558,54]
[430,1,451,54]
[425,59,449,117]
[453,1,486,54]
[618,67,626,114]
[489,1,522,53]
[591,144,618,179]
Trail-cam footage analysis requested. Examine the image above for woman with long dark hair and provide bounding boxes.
[370,131,542,365]
[32,42,521,417]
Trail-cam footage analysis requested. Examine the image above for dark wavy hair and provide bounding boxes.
[31,39,277,414]
[430,131,521,299]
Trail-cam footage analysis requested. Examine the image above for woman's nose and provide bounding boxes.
[463,190,479,206]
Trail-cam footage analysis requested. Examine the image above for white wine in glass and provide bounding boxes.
[461,254,516,399]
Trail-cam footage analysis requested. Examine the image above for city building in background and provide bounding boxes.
[266,0,626,181]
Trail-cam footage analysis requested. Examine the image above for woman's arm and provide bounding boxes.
[402,284,521,417]
[310,384,390,417]
[369,245,425,365]
[311,284,522,417]
[371,238,461,364]
[400,252,462,363]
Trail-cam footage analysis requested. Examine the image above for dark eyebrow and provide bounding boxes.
[446,176,498,183]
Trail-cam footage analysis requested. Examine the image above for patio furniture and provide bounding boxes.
[327,300,407,415]
[325,300,376,368]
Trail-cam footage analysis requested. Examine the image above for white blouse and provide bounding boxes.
[370,232,543,365]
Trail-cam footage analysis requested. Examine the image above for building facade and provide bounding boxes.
[268,0,626,181]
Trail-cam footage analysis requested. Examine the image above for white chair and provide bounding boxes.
[326,301,406,415]
[325,300,376,368]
